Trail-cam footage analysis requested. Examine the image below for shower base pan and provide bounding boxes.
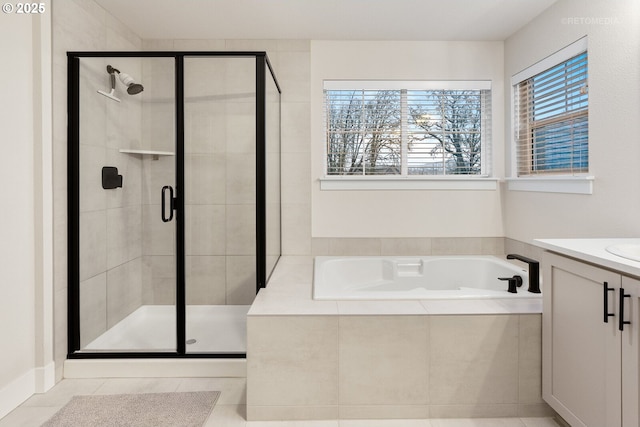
[83,305,249,353]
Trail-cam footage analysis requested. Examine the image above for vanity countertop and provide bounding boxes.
[535,238,640,277]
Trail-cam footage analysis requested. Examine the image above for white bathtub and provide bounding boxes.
[313,255,541,300]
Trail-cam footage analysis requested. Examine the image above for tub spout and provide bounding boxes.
[506,254,541,293]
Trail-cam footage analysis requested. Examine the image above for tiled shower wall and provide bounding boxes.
[78,56,144,347]
[183,57,258,306]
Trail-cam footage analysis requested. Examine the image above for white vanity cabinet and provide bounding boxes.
[543,252,640,427]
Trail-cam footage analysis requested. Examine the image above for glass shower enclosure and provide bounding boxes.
[67,52,281,357]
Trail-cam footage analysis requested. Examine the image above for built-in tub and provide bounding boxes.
[314,255,540,300]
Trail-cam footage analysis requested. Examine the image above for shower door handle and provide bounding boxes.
[161,185,175,222]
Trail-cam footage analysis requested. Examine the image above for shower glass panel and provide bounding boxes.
[76,56,177,352]
[68,52,280,358]
[265,68,281,278]
[183,57,256,354]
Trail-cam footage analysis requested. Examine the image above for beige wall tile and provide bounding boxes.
[281,152,311,204]
[381,238,432,256]
[143,255,176,305]
[185,154,226,205]
[277,40,310,52]
[226,256,257,305]
[282,203,312,255]
[281,103,311,153]
[226,205,256,255]
[140,154,175,205]
[429,315,519,405]
[106,205,142,270]
[432,238,484,255]
[186,256,226,305]
[142,203,175,256]
[247,316,338,407]
[226,153,256,205]
[106,149,142,210]
[79,273,107,347]
[185,104,227,155]
[186,204,226,256]
[519,314,543,404]
[106,258,142,327]
[79,144,107,213]
[339,316,429,406]
[328,238,382,256]
[173,39,226,51]
[224,102,256,154]
[79,210,107,281]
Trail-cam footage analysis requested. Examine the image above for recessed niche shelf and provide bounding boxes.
[119,149,174,160]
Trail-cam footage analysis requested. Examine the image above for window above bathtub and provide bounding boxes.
[321,80,497,191]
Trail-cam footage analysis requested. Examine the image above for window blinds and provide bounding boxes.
[515,52,588,176]
[324,82,491,177]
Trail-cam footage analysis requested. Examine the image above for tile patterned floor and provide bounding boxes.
[0,378,563,427]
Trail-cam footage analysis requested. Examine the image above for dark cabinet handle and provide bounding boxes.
[161,185,174,223]
[604,282,615,323]
[619,288,631,331]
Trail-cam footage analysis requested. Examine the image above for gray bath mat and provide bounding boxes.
[41,391,220,427]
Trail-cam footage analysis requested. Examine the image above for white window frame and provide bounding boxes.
[507,37,594,195]
[320,80,497,191]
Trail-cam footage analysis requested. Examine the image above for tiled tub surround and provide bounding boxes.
[247,257,551,421]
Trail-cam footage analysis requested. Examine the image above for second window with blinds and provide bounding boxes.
[513,39,589,177]
[323,81,492,180]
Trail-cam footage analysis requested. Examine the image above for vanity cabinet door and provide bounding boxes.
[621,276,640,427]
[543,252,622,427]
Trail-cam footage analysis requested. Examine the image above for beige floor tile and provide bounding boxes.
[177,377,247,404]
[520,418,563,427]
[21,378,105,406]
[205,404,247,426]
[92,377,182,394]
[429,418,525,427]
[339,420,430,427]
[0,406,62,427]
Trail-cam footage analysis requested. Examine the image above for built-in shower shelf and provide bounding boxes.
[119,149,175,156]
[119,149,175,160]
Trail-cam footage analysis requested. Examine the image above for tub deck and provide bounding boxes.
[249,256,542,317]
[247,256,548,422]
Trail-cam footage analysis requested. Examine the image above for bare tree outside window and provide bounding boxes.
[326,90,401,175]
[408,90,485,175]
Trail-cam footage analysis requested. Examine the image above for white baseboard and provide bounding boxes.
[35,361,56,393]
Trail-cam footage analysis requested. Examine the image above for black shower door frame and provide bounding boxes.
[67,51,280,359]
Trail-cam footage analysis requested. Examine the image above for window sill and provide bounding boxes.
[319,176,499,191]
[506,175,594,194]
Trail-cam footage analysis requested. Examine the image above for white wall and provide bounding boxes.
[310,41,505,238]
[504,0,640,242]
[0,4,54,418]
